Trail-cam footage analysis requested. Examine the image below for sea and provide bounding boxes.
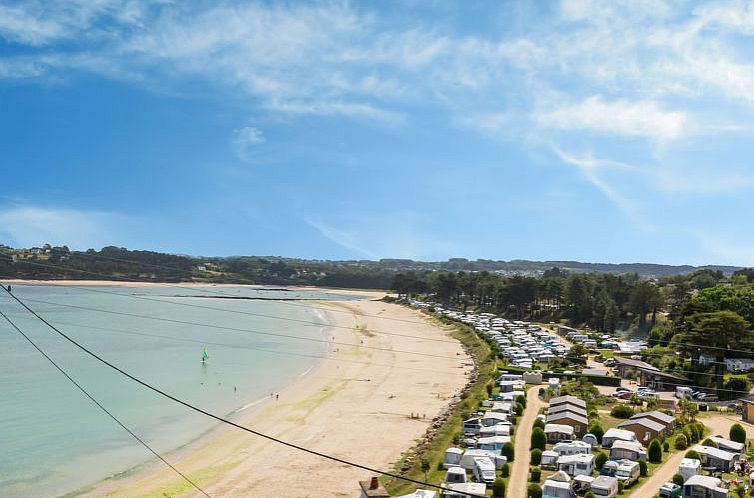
[0,284,356,497]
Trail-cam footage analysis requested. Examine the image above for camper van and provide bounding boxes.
[615,461,640,486]
[462,418,482,436]
[675,386,694,399]
[472,457,497,485]
[591,475,619,498]
[443,448,463,469]
[460,449,507,470]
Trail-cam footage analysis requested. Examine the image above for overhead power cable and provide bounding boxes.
[0,305,211,498]
[0,284,484,497]
[17,296,469,362]
[6,313,473,375]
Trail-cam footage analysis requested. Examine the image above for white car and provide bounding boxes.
[659,482,681,497]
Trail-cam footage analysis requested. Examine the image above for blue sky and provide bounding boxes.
[1,0,754,265]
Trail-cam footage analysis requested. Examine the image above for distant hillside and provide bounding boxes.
[0,244,743,289]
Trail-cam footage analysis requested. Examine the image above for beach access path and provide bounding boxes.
[508,385,545,498]
[83,292,471,498]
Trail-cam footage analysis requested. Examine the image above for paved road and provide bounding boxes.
[509,385,546,498]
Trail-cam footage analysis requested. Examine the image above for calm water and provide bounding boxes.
[0,284,354,497]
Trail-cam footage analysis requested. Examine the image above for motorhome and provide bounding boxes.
[557,454,595,477]
[678,458,701,482]
[591,475,619,498]
[459,449,507,470]
[477,435,511,452]
[472,457,497,485]
[615,461,640,486]
[675,386,694,399]
[443,448,463,469]
[462,418,482,436]
[444,466,467,485]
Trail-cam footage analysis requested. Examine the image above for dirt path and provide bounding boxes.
[509,385,545,498]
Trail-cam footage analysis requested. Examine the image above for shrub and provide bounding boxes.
[531,448,542,465]
[501,462,510,478]
[493,477,506,498]
[663,440,670,452]
[502,442,515,462]
[531,428,547,451]
[648,440,662,463]
[610,404,634,418]
[515,402,525,416]
[589,421,605,444]
[685,449,701,460]
[530,467,541,482]
[702,438,718,447]
[731,423,747,444]
[594,451,608,470]
[533,418,545,430]
[527,483,542,498]
[638,458,648,477]
[517,394,527,407]
[585,493,595,498]
[436,461,444,471]
[672,473,685,486]
[675,433,688,450]
[617,481,625,493]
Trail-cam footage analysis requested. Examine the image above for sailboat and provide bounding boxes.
[201,347,209,364]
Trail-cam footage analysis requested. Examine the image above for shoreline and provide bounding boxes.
[71,288,468,497]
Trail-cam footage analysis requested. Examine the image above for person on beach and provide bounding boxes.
[276,393,279,400]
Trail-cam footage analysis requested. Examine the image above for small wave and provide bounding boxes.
[234,397,268,413]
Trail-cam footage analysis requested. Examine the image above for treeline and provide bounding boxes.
[391,267,742,333]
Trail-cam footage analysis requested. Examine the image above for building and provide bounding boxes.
[609,440,647,461]
[546,411,589,437]
[613,357,688,390]
[682,475,729,498]
[628,410,676,431]
[693,445,739,472]
[742,399,754,424]
[601,428,637,448]
[549,395,587,410]
[545,423,575,443]
[617,418,668,443]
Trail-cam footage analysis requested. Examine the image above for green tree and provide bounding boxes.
[515,402,525,416]
[492,477,506,498]
[672,473,684,486]
[638,458,648,477]
[685,449,701,460]
[531,448,542,465]
[533,418,545,430]
[648,440,662,463]
[501,462,510,478]
[588,421,605,444]
[501,442,515,462]
[594,451,608,470]
[674,311,753,390]
[420,458,430,482]
[531,427,547,451]
[730,423,747,444]
[565,343,589,366]
[527,483,542,498]
[674,434,688,450]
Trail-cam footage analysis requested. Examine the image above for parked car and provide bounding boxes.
[604,359,616,367]
[659,482,681,498]
[615,387,630,393]
[613,391,632,399]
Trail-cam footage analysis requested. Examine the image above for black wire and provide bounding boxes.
[5,312,474,375]
[0,305,212,498]
[18,296,468,362]
[0,284,484,497]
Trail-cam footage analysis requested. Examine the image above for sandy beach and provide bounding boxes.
[59,286,471,497]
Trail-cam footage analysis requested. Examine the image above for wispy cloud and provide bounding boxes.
[232,126,266,163]
[0,206,131,250]
[536,96,688,143]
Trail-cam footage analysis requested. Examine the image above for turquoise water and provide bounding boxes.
[0,285,354,497]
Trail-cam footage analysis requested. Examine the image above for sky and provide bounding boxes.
[1,0,754,265]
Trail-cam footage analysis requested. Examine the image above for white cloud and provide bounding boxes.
[537,96,688,143]
[0,206,130,250]
[0,4,68,45]
[265,100,405,125]
[231,126,265,163]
